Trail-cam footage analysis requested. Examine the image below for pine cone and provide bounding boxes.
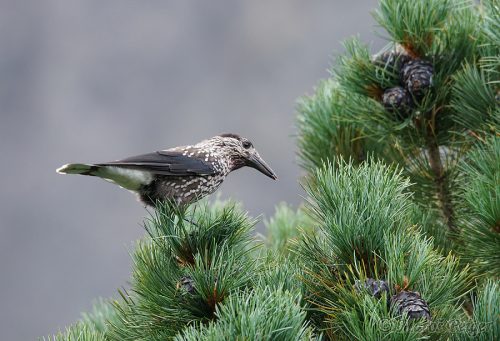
[382,86,413,119]
[177,276,195,294]
[401,59,433,98]
[354,278,391,299]
[390,290,431,320]
[374,48,412,74]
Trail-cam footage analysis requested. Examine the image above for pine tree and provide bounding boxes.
[47,1,498,340]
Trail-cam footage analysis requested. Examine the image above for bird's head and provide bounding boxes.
[209,133,277,180]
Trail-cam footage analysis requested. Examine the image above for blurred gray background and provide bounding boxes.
[0,1,383,339]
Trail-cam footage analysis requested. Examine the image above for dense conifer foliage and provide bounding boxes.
[48,1,498,339]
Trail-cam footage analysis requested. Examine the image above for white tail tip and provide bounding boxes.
[56,163,93,175]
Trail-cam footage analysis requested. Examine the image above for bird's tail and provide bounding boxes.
[56,163,100,176]
[56,163,148,190]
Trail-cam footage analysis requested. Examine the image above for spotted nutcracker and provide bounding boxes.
[57,134,277,206]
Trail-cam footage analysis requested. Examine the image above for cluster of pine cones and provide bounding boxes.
[355,278,431,320]
[179,275,431,321]
[374,46,434,120]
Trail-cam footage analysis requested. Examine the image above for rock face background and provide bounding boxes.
[0,1,382,339]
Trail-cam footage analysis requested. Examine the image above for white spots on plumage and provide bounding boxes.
[168,173,225,200]
[141,135,256,204]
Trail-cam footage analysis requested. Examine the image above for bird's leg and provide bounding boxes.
[183,217,200,229]
[184,204,201,229]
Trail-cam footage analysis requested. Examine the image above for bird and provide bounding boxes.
[56,133,277,207]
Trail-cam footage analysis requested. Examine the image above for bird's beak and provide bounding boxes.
[247,153,278,180]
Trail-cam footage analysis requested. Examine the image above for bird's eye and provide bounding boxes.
[242,141,252,149]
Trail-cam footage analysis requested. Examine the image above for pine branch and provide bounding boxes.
[44,299,117,341]
[451,64,498,136]
[43,323,106,341]
[335,39,400,98]
[105,200,260,340]
[452,280,500,340]
[174,287,315,341]
[301,158,413,277]
[374,0,476,59]
[296,79,371,171]
[264,203,313,257]
[425,125,457,232]
[457,137,500,278]
[296,159,470,339]
[81,298,118,336]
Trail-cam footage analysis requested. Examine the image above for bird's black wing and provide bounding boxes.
[97,150,216,176]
